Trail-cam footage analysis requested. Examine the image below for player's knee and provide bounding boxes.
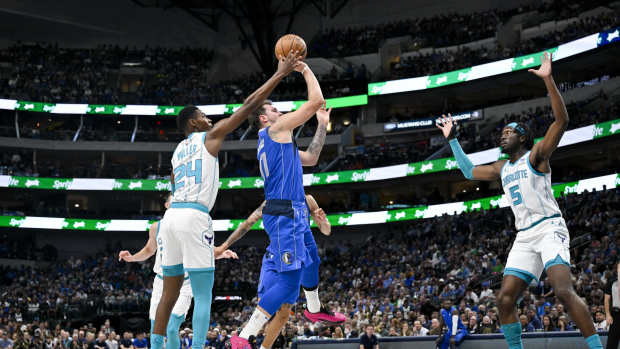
[553,286,573,303]
[497,290,516,309]
[276,306,291,321]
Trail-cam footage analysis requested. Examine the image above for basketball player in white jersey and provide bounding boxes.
[436,52,603,349]
[150,52,301,349]
[117,194,237,349]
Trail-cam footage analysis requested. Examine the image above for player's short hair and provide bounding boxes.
[249,100,273,130]
[177,106,199,133]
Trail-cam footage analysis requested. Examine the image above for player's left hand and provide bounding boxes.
[528,52,552,79]
[215,249,238,260]
[313,208,331,236]
[118,250,133,262]
[316,103,331,126]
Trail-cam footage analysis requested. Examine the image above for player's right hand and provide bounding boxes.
[276,50,301,76]
[607,314,613,325]
[118,250,133,262]
[313,208,331,236]
[436,113,456,139]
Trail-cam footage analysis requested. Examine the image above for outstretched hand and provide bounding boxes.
[316,103,331,126]
[214,247,238,260]
[277,50,302,76]
[528,52,552,79]
[435,114,456,139]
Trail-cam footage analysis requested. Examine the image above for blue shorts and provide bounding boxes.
[262,199,312,272]
[257,252,278,300]
[440,329,467,349]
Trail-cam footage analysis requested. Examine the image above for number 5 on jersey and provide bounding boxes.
[509,185,522,205]
[174,159,203,190]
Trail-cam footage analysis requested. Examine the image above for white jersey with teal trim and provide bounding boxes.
[171,132,219,211]
[500,151,562,231]
[152,221,189,277]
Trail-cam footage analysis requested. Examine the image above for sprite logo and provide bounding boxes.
[593,126,603,137]
[470,202,482,210]
[113,181,123,189]
[227,179,242,188]
[457,71,469,81]
[521,57,534,67]
[95,221,110,230]
[24,103,35,110]
[395,211,406,220]
[490,199,501,207]
[155,181,171,191]
[53,180,71,190]
[337,216,351,225]
[10,218,23,227]
[420,163,433,173]
[445,160,458,170]
[95,107,105,113]
[128,181,143,189]
[25,179,40,188]
[73,221,86,228]
[351,171,367,182]
[254,179,264,188]
[43,105,54,112]
[326,174,339,183]
[564,184,578,194]
[414,209,426,218]
[435,76,448,85]
[310,175,321,184]
[113,107,124,114]
[407,165,416,175]
[8,177,19,186]
[610,122,620,134]
[164,108,175,114]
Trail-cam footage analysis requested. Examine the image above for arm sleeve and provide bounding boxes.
[448,139,474,179]
[605,281,612,295]
[451,315,458,334]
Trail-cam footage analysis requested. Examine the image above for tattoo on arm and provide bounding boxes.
[222,202,265,248]
[307,124,327,156]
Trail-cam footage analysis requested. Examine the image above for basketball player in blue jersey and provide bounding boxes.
[436,299,468,349]
[215,194,331,349]
[436,52,603,349]
[150,52,300,349]
[231,60,342,349]
[117,194,237,349]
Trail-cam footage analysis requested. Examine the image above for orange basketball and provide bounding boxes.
[275,34,307,60]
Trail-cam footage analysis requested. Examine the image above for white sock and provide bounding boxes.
[304,288,321,313]
[240,309,269,339]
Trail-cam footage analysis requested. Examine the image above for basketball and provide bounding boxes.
[275,34,307,60]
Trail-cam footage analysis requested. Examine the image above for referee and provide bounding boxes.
[605,260,620,349]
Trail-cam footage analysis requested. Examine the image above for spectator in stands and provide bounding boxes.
[412,320,429,336]
[360,325,378,349]
[132,333,147,349]
[119,332,133,349]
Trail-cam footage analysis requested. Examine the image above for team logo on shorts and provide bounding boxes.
[554,231,567,243]
[282,252,292,265]
[202,230,214,246]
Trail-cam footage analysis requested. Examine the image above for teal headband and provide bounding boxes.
[506,122,525,135]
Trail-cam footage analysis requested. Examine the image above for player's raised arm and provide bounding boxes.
[436,114,505,181]
[270,62,325,133]
[529,52,569,165]
[306,194,331,236]
[205,52,299,145]
[118,222,158,262]
[299,105,330,166]
[214,201,266,255]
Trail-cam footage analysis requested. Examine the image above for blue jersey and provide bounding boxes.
[441,307,466,333]
[257,127,305,202]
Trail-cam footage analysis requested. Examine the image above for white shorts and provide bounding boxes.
[159,207,215,273]
[504,217,571,284]
[149,275,193,320]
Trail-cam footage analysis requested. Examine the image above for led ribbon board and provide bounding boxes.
[1,118,618,190]
[368,26,620,96]
[0,173,617,231]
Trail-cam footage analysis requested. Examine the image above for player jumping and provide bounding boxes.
[215,194,332,349]
[118,194,237,349]
[150,52,300,349]
[231,61,344,349]
[436,52,603,349]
